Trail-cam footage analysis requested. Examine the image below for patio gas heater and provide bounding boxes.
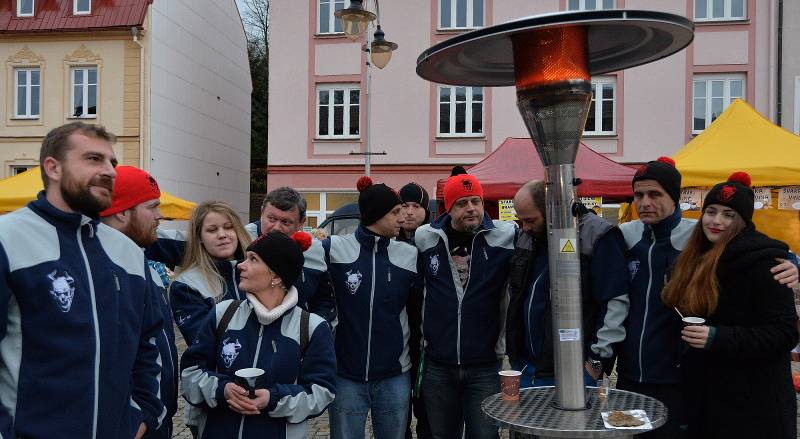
[417,9,693,438]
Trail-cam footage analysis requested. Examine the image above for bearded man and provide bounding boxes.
[0,122,165,438]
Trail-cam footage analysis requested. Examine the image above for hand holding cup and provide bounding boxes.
[681,317,710,349]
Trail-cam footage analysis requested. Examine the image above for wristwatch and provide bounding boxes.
[587,359,603,373]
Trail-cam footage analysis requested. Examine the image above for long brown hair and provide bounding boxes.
[662,208,746,316]
[176,201,252,300]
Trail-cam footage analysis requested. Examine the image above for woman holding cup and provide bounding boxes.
[181,231,337,439]
[662,172,798,439]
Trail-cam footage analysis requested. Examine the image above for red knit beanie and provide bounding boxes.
[444,166,484,212]
[100,166,161,217]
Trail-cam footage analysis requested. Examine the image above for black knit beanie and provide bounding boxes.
[703,171,754,224]
[246,231,311,286]
[400,182,430,222]
[357,176,402,226]
[632,156,682,206]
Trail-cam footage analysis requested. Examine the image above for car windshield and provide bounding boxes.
[323,218,359,236]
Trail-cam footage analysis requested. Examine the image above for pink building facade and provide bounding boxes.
[268,0,792,226]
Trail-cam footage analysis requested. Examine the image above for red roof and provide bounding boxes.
[0,0,152,33]
[436,137,637,200]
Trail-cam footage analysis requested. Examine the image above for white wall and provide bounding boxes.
[149,0,252,219]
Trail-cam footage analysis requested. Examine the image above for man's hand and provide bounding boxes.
[225,383,260,415]
[772,258,799,288]
[134,422,147,439]
[681,325,710,349]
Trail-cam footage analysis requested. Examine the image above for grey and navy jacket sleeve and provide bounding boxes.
[145,229,188,270]
[587,228,630,369]
[267,313,337,423]
[0,245,16,438]
[169,280,215,344]
[130,257,169,433]
[180,306,233,410]
[297,239,336,324]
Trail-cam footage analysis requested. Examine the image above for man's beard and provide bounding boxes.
[120,217,156,247]
[60,172,113,217]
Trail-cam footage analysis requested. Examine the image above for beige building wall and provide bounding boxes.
[0,33,142,177]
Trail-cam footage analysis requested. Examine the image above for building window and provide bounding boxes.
[694,0,746,21]
[11,165,33,176]
[567,0,615,10]
[14,68,40,119]
[317,84,360,139]
[71,67,97,118]
[585,77,615,135]
[18,0,34,17]
[438,85,483,137]
[692,74,745,133]
[318,0,348,34]
[302,192,359,234]
[74,0,91,15]
[439,0,484,30]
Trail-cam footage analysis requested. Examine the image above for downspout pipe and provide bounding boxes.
[132,26,146,170]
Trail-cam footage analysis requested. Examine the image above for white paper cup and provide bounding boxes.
[682,316,705,327]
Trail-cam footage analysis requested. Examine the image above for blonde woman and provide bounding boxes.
[662,172,798,439]
[170,201,252,344]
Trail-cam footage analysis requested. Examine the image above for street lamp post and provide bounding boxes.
[336,0,397,176]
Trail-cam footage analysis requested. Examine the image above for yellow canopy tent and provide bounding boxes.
[0,166,196,220]
[672,99,800,252]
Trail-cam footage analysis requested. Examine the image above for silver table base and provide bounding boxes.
[481,386,667,439]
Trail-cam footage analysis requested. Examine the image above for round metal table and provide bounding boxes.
[481,386,667,439]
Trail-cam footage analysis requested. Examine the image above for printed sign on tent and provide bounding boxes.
[579,197,603,216]
[752,187,772,210]
[679,188,703,211]
[778,187,800,210]
[499,199,518,221]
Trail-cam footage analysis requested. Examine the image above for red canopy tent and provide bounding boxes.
[436,137,636,202]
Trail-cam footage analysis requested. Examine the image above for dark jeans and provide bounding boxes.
[422,358,500,439]
[616,377,688,439]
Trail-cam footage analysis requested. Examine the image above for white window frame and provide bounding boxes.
[10,165,34,176]
[584,76,616,135]
[438,0,484,30]
[13,68,40,119]
[303,191,359,227]
[692,74,745,134]
[567,0,616,11]
[74,0,91,15]
[17,0,34,17]
[317,0,349,35]
[316,84,360,139]
[71,67,98,118]
[437,85,484,138]
[694,0,746,22]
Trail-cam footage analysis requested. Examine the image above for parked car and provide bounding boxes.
[318,200,439,236]
[318,202,360,236]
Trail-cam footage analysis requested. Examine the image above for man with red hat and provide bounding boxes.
[617,157,798,438]
[414,167,516,439]
[101,166,177,439]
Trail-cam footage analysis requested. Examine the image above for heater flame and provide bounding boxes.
[512,26,590,90]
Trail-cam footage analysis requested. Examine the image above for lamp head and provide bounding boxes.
[370,25,398,69]
[334,0,376,41]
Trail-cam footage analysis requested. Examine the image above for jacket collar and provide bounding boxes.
[430,211,495,232]
[648,206,682,239]
[355,224,391,250]
[29,191,98,230]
